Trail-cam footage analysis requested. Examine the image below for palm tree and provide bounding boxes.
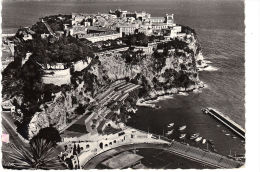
[7,138,65,170]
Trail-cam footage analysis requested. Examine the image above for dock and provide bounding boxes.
[202,107,245,140]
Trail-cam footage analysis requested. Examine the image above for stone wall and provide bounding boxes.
[73,58,92,72]
[42,68,71,86]
[41,59,92,86]
[86,32,122,43]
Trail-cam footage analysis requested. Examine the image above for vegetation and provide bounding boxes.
[151,49,167,72]
[180,25,197,35]
[29,35,94,64]
[157,38,189,51]
[44,15,71,32]
[121,49,146,65]
[8,138,65,169]
[30,127,62,146]
[123,32,148,46]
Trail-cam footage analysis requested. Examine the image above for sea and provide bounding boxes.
[2,0,245,156]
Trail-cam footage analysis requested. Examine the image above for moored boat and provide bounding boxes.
[167,123,174,128]
[166,130,174,136]
[179,134,186,139]
[190,133,200,140]
[178,125,187,131]
[195,136,202,142]
[202,139,207,144]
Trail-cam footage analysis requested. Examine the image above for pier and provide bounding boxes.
[202,108,245,140]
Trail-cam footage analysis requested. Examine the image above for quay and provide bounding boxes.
[59,81,244,169]
[81,127,244,169]
[202,107,245,140]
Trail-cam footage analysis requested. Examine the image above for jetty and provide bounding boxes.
[202,107,245,140]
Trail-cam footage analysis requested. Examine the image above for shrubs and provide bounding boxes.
[30,126,62,146]
[123,32,149,46]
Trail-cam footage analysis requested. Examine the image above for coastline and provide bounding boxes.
[136,81,205,108]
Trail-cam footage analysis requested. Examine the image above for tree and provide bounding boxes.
[31,127,61,145]
[8,138,65,169]
[73,144,77,155]
[77,144,81,154]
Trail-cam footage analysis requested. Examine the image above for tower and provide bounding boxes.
[166,14,174,25]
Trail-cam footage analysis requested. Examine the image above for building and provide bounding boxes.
[133,45,154,54]
[84,31,122,43]
[70,25,88,37]
[150,17,165,23]
[165,14,175,25]
[117,24,139,35]
[151,23,169,30]
[163,26,182,39]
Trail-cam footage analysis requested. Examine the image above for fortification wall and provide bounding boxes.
[41,59,92,86]
[42,68,71,86]
[73,58,92,72]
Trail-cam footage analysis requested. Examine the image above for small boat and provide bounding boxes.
[202,139,207,144]
[190,133,200,140]
[232,136,237,139]
[201,108,209,114]
[167,123,174,128]
[178,125,187,131]
[179,134,186,139]
[166,130,174,136]
[195,137,202,142]
[217,125,221,127]
[225,133,230,136]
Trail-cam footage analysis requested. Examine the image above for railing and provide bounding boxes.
[126,126,244,168]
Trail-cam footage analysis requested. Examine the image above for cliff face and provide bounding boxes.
[19,32,205,139]
[27,64,105,139]
[98,34,203,92]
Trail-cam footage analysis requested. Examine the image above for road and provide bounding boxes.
[83,143,215,169]
[81,125,243,169]
[2,112,30,167]
[2,112,29,147]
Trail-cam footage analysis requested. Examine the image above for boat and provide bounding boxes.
[167,123,174,128]
[202,139,207,144]
[195,137,202,142]
[166,130,174,136]
[201,108,209,114]
[225,133,230,136]
[178,125,187,131]
[179,134,186,139]
[190,133,200,140]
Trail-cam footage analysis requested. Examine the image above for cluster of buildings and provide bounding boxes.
[65,9,183,43]
[59,128,166,169]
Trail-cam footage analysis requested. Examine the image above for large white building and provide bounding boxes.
[84,31,122,43]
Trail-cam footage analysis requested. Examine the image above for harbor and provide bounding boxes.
[127,96,245,158]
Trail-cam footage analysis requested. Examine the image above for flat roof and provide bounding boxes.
[101,151,143,169]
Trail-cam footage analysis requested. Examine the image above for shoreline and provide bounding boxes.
[136,82,205,108]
